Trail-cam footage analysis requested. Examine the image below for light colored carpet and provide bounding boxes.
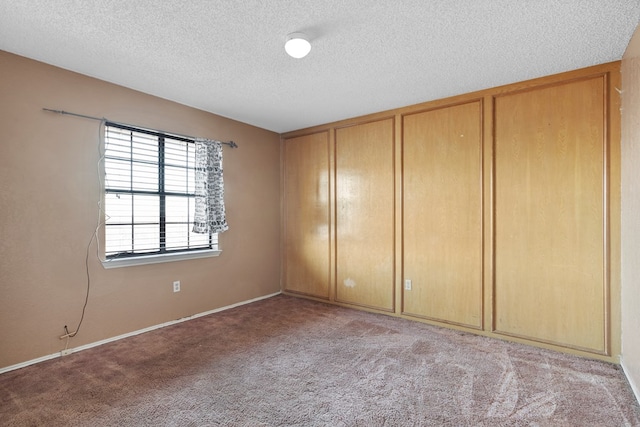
[1,295,639,426]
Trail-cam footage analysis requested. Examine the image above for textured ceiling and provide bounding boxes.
[1,1,639,133]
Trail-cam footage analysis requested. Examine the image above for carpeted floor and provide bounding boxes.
[1,294,639,426]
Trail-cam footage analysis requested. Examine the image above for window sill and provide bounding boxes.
[101,249,221,269]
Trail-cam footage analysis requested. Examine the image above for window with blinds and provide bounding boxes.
[104,122,217,258]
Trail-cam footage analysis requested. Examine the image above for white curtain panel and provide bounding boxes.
[193,138,229,234]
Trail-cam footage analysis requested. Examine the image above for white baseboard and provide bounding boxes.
[0,291,281,375]
[621,357,640,405]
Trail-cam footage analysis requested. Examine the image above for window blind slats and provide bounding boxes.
[104,124,216,258]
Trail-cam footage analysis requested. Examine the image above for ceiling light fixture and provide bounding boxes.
[285,32,311,59]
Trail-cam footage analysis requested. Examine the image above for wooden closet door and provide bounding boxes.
[494,76,607,353]
[335,118,395,311]
[403,101,483,328]
[283,132,331,299]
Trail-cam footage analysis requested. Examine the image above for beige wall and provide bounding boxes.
[0,51,281,370]
[621,24,640,400]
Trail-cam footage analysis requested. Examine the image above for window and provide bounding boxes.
[103,123,218,265]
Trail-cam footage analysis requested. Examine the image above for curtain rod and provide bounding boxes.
[42,108,238,148]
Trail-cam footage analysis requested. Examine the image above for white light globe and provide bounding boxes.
[285,33,311,58]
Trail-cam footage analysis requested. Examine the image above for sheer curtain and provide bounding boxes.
[192,138,229,234]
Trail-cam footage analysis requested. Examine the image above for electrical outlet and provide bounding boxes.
[404,279,412,291]
[173,281,181,292]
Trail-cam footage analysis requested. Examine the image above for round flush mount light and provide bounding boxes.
[285,32,311,58]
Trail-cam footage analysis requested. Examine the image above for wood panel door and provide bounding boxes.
[283,132,331,299]
[402,101,483,328]
[335,119,395,311]
[494,76,607,353]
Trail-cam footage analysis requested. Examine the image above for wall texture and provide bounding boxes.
[0,51,281,370]
[621,23,640,400]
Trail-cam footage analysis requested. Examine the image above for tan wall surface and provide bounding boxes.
[621,23,640,400]
[0,51,281,369]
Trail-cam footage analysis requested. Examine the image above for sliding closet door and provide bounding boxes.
[283,132,331,299]
[494,76,607,353]
[335,118,395,311]
[403,101,483,328]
